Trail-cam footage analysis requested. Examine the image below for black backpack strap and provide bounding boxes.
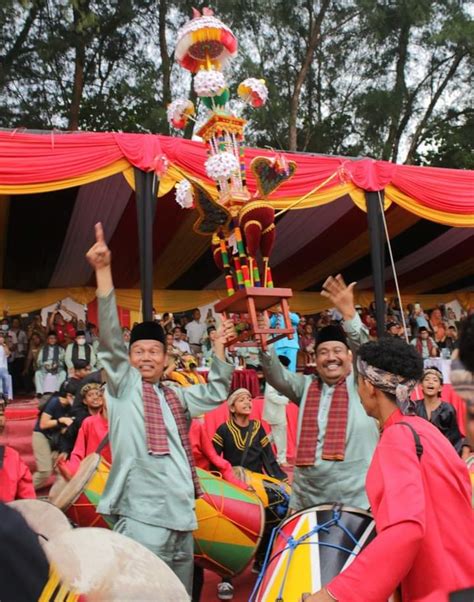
[392,421,424,460]
[95,434,109,455]
[0,445,5,469]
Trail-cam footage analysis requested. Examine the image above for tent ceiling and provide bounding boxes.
[0,130,472,299]
[1,176,472,295]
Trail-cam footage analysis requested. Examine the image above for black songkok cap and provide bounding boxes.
[130,321,166,347]
[315,325,348,350]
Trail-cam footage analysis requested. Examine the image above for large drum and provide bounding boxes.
[233,467,291,527]
[194,467,265,577]
[7,499,72,550]
[43,528,189,601]
[51,454,265,578]
[252,504,376,601]
[50,453,112,529]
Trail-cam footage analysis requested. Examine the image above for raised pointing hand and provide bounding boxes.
[86,222,111,270]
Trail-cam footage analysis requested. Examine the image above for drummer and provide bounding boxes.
[212,388,287,600]
[86,223,235,596]
[306,337,474,602]
[0,400,36,502]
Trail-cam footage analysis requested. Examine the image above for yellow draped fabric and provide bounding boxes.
[385,185,474,228]
[159,164,360,210]
[0,287,472,316]
[0,159,131,195]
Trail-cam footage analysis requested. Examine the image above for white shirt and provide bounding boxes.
[0,345,8,369]
[174,339,191,353]
[185,320,207,345]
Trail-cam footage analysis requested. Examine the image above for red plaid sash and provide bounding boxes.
[295,378,349,466]
[142,382,203,498]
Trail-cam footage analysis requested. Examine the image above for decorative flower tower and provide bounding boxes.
[168,8,296,349]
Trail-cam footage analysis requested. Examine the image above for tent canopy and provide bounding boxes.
[0,130,472,314]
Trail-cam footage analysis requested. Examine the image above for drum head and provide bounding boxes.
[7,499,72,549]
[44,528,189,601]
[50,453,101,511]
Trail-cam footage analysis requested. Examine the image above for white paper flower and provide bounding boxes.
[237,78,268,107]
[205,152,240,180]
[194,69,227,97]
[167,99,195,129]
[175,179,194,208]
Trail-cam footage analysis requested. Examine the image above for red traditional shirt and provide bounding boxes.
[0,445,36,502]
[328,409,474,602]
[64,413,111,476]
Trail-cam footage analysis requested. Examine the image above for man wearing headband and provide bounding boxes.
[86,223,235,595]
[415,367,465,453]
[307,337,474,602]
[261,275,379,510]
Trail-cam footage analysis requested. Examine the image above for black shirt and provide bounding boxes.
[212,419,286,480]
[414,400,464,452]
[33,395,72,434]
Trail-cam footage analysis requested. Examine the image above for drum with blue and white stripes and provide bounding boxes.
[251,504,376,601]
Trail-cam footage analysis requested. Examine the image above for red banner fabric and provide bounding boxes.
[0,131,472,218]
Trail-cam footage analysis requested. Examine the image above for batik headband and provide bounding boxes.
[423,367,443,384]
[357,357,418,415]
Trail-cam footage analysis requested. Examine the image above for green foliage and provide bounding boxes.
[0,0,472,165]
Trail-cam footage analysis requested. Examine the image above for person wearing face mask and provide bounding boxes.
[260,275,379,511]
[64,330,96,375]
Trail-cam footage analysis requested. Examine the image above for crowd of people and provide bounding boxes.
[0,287,468,402]
[0,224,473,602]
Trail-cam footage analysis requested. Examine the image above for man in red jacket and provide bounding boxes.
[0,400,35,502]
[307,337,474,602]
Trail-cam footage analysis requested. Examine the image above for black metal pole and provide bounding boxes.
[366,190,386,338]
[134,168,157,322]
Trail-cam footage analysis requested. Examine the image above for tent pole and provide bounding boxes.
[366,190,386,338]
[134,169,157,322]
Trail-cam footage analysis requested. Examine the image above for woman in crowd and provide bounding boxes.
[23,332,43,394]
[429,307,447,347]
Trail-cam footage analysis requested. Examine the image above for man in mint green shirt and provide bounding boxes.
[261,276,379,510]
[86,223,236,595]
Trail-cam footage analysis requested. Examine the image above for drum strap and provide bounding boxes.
[391,422,424,460]
[0,445,4,469]
[95,434,109,455]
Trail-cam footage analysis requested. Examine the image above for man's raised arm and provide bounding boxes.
[86,222,129,396]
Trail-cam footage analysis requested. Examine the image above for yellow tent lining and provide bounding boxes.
[0,287,472,316]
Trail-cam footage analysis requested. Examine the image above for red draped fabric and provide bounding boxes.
[392,164,474,214]
[1,131,472,221]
